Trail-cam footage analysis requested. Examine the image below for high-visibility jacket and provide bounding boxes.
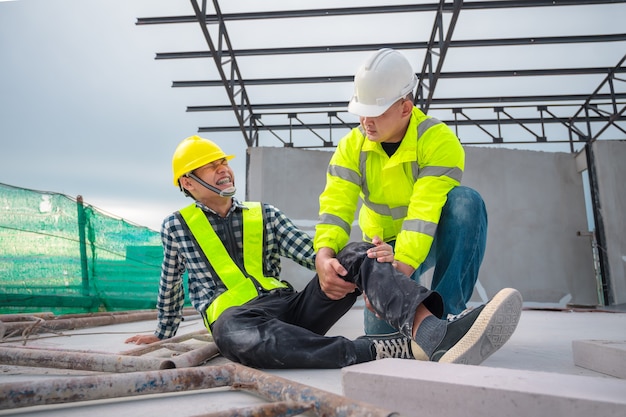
[179,202,288,327]
[314,107,464,269]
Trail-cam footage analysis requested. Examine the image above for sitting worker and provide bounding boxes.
[126,135,522,369]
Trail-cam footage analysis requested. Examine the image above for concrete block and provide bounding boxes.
[342,359,626,417]
[572,339,626,379]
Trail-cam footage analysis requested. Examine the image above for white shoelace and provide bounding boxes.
[446,306,475,322]
[373,338,411,359]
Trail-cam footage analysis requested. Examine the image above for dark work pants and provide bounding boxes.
[212,242,442,369]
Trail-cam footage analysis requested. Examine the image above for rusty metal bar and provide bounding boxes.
[0,364,231,409]
[0,313,55,322]
[192,400,314,417]
[229,364,399,416]
[162,342,220,368]
[0,346,170,373]
[1,309,197,337]
[120,328,210,356]
[0,363,398,416]
[0,342,219,373]
[0,344,111,354]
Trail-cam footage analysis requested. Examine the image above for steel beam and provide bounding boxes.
[136,1,626,25]
[187,93,626,112]
[188,0,257,147]
[136,0,626,149]
[154,34,626,60]
[416,0,463,112]
[172,66,624,89]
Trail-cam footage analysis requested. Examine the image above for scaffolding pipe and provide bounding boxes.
[1,309,196,336]
[0,346,168,373]
[0,313,55,321]
[0,363,399,416]
[192,400,314,417]
[0,343,219,373]
[120,328,210,356]
[163,342,220,368]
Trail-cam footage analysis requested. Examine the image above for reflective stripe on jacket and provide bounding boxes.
[178,201,288,326]
[314,107,464,269]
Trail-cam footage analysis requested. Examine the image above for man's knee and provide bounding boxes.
[211,307,241,342]
[448,186,483,204]
[445,186,486,222]
[336,241,374,280]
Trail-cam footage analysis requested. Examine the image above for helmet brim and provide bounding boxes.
[347,98,392,118]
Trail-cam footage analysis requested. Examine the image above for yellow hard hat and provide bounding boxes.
[172,135,235,187]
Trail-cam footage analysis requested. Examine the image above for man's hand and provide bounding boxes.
[367,236,415,277]
[316,247,357,300]
[125,334,160,345]
[394,259,416,277]
[366,236,395,263]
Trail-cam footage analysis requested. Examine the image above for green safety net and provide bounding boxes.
[0,182,189,314]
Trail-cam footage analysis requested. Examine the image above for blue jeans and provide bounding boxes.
[365,186,488,334]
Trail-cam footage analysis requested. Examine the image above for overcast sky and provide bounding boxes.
[0,0,232,230]
[1,0,624,231]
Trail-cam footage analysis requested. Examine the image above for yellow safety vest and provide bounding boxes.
[179,202,288,327]
[314,107,464,269]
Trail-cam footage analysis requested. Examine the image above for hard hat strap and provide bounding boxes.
[186,173,236,197]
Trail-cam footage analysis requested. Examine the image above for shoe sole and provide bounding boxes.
[438,288,522,365]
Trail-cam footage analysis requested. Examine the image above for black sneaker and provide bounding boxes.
[358,333,414,360]
[446,306,476,322]
[423,288,523,365]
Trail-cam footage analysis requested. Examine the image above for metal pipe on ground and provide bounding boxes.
[0,346,168,373]
[191,400,314,417]
[230,364,399,416]
[162,342,219,368]
[1,308,197,337]
[0,342,219,373]
[0,312,55,321]
[0,363,399,416]
[120,329,210,356]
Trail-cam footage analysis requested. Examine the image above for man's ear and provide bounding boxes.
[401,99,413,117]
[179,176,193,191]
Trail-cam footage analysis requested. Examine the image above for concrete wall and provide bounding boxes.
[246,145,607,308]
[590,140,626,305]
[462,147,597,307]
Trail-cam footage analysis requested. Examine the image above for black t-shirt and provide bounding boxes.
[381,141,401,157]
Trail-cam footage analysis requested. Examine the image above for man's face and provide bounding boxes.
[359,99,412,143]
[189,157,235,197]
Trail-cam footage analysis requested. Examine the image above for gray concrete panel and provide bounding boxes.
[248,146,602,307]
[463,146,598,307]
[342,359,626,417]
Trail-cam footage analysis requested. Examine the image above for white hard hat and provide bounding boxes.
[348,48,418,117]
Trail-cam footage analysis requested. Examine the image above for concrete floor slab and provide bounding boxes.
[572,339,626,378]
[1,307,625,416]
[342,359,626,417]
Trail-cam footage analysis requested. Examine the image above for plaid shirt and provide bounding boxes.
[155,198,316,339]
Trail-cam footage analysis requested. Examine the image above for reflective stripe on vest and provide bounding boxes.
[357,117,461,228]
[178,202,287,326]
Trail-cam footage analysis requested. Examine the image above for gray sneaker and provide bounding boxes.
[358,333,414,360]
[429,287,523,365]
